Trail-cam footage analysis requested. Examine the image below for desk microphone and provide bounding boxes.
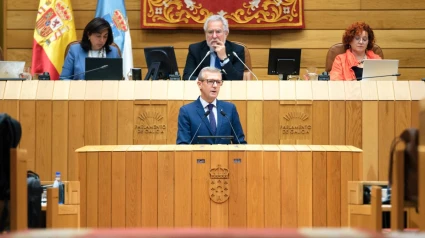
[187,51,211,80]
[355,73,401,81]
[220,109,241,144]
[58,65,109,80]
[232,51,259,81]
[189,110,211,144]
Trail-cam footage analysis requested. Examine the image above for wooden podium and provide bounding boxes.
[0,80,424,183]
[75,144,362,228]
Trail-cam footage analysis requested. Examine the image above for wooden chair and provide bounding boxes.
[64,41,122,59]
[325,43,384,72]
[233,41,252,80]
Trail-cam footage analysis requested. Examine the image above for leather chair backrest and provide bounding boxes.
[325,43,384,72]
[233,41,252,80]
[64,41,122,60]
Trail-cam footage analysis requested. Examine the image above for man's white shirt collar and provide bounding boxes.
[200,97,217,109]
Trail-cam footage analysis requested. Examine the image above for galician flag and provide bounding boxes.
[95,0,133,80]
[31,0,77,80]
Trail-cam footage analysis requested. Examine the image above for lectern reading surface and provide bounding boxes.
[198,135,234,144]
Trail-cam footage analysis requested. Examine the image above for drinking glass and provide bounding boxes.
[19,66,32,80]
[127,69,133,80]
[305,67,318,80]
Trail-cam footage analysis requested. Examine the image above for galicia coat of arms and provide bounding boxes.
[209,164,230,203]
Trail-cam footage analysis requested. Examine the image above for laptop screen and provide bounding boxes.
[362,59,399,81]
[85,58,123,80]
[0,61,25,78]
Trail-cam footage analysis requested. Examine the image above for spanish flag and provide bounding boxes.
[31,0,77,80]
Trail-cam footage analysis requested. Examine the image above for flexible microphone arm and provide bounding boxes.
[59,65,109,80]
[220,109,241,144]
[232,51,259,81]
[189,110,211,144]
[187,51,211,80]
[356,73,401,81]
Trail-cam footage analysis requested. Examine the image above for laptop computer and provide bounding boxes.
[362,59,399,81]
[85,58,123,80]
[0,61,25,79]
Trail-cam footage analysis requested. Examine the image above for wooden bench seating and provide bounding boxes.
[8,148,80,231]
[348,181,419,231]
[350,145,425,232]
[41,181,80,229]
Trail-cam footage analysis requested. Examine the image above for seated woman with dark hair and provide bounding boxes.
[60,17,121,80]
[330,22,381,81]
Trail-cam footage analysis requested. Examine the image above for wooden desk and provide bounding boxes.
[41,181,80,228]
[75,144,362,228]
[348,181,419,231]
[0,80,424,183]
[43,188,80,228]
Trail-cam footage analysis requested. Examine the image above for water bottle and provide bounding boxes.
[52,172,65,204]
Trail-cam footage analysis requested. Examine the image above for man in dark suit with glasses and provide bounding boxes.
[177,67,247,144]
[182,15,245,81]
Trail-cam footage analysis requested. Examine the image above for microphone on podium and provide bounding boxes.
[58,65,109,80]
[355,73,401,81]
[187,51,211,81]
[220,109,241,144]
[189,110,211,144]
[232,51,259,81]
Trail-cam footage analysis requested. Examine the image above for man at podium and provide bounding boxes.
[176,67,247,144]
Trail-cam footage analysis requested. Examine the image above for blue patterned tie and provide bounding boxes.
[207,104,216,135]
[214,53,221,69]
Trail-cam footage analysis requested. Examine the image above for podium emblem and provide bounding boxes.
[209,164,230,203]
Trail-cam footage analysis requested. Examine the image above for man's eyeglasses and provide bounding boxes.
[202,79,223,86]
[206,30,224,36]
[354,36,369,42]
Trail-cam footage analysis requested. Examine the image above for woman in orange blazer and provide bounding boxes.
[330,22,381,81]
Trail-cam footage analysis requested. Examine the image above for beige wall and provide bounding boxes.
[3,0,425,80]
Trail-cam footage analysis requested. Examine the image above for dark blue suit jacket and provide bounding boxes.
[182,40,245,81]
[176,97,247,144]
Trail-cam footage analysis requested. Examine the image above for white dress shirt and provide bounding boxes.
[199,97,218,126]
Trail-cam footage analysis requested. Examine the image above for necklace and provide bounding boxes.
[88,48,105,58]
[358,55,367,64]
